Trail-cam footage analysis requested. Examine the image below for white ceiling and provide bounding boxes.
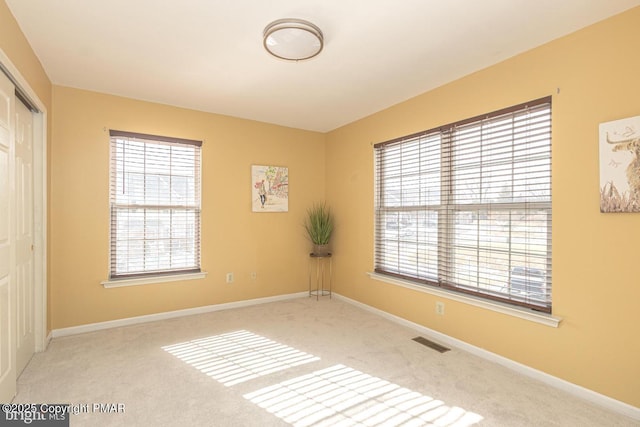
[6,0,640,132]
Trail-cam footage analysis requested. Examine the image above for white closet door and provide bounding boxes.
[15,98,34,376]
[0,70,16,402]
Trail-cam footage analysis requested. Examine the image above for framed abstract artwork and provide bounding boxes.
[252,165,289,212]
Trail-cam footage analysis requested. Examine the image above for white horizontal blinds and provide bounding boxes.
[443,100,552,311]
[374,97,552,313]
[374,132,441,282]
[109,130,202,279]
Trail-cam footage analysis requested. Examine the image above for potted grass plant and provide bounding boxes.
[304,202,334,256]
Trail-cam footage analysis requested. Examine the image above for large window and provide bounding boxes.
[374,97,552,312]
[109,130,202,279]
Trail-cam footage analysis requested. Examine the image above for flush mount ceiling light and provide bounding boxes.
[263,18,324,61]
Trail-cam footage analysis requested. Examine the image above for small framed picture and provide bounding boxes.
[252,165,288,212]
[599,116,640,212]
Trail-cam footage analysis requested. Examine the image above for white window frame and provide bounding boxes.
[374,97,552,313]
[106,130,202,282]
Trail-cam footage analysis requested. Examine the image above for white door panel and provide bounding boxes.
[0,277,11,393]
[0,70,16,403]
[15,99,34,375]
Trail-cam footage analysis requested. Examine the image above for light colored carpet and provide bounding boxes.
[13,297,637,426]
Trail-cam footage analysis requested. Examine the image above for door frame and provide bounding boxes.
[0,48,48,352]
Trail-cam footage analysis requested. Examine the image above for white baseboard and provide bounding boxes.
[51,292,308,338]
[333,293,640,421]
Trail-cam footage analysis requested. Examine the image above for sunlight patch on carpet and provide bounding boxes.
[162,330,319,386]
[244,364,483,426]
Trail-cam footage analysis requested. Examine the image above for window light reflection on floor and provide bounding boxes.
[162,330,319,386]
[244,364,483,427]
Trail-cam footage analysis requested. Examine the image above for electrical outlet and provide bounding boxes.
[435,301,445,316]
[226,272,234,284]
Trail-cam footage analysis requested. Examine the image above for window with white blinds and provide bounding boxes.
[374,97,552,313]
[109,130,202,279]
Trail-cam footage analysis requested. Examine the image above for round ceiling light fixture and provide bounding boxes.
[263,18,324,61]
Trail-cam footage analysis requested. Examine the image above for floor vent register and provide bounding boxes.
[412,336,451,353]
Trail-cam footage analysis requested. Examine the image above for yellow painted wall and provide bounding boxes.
[0,1,51,108]
[326,7,640,407]
[50,86,325,328]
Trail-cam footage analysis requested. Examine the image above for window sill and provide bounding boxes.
[101,271,207,289]
[367,272,562,328]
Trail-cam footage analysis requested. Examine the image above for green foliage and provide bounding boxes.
[304,203,333,244]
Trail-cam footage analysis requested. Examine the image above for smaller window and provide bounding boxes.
[109,130,202,280]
